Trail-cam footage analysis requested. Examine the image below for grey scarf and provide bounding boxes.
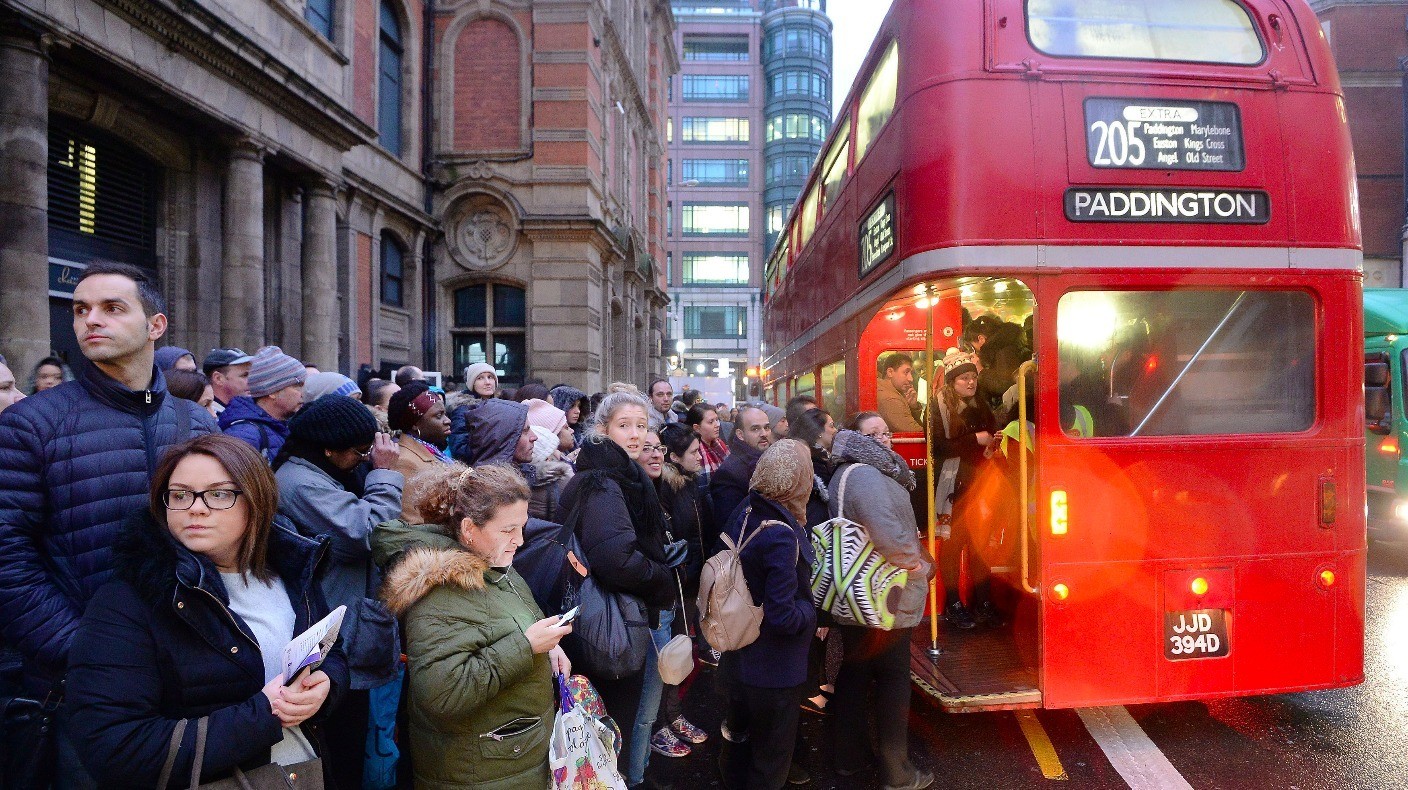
[830,429,917,492]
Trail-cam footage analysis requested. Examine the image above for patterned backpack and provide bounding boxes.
[809,464,910,629]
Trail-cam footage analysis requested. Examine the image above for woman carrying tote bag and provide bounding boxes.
[66,435,347,788]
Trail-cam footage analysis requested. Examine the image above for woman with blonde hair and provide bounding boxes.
[376,462,572,790]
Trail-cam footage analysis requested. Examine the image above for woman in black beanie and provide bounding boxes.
[273,395,405,790]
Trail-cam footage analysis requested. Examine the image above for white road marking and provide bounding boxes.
[1077,706,1194,790]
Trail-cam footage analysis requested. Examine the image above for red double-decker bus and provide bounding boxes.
[761,0,1364,711]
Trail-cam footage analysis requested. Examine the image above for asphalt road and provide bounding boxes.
[654,542,1408,789]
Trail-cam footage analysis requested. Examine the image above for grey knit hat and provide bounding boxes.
[247,346,306,398]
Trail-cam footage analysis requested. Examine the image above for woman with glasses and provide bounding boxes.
[824,427,934,790]
[66,434,347,788]
[273,394,405,790]
[849,411,895,450]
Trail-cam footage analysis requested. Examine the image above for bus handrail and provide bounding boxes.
[1017,360,1039,595]
[1129,292,1247,437]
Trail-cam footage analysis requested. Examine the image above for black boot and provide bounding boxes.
[944,600,977,630]
[975,600,1006,628]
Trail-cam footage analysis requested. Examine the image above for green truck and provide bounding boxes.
[1365,288,1408,539]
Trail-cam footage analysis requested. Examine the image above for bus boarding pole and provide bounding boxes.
[924,285,942,662]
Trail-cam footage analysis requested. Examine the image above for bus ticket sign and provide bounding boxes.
[1164,609,1229,660]
[859,193,896,276]
[1085,98,1245,172]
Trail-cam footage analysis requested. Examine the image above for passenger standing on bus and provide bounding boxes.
[931,349,1002,630]
[826,427,934,790]
[687,402,730,482]
[875,353,925,432]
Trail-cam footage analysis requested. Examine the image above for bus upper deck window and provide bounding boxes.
[855,41,898,164]
[1027,0,1265,66]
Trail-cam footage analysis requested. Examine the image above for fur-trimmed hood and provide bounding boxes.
[382,546,489,616]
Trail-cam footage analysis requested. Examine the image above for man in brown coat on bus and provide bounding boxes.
[876,352,924,432]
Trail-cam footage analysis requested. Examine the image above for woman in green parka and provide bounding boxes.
[378,462,573,790]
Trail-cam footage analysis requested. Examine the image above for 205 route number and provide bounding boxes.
[1090,120,1147,168]
[1163,609,1229,660]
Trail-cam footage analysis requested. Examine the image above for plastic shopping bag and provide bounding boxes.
[550,674,627,790]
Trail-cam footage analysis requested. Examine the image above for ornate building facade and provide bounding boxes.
[0,0,673,391]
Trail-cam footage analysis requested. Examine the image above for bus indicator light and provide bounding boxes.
[1319,570,1335,589]
[1052,583,1070,601]
[1190,577,1209,596]
[1050,490,1068,536]
[1380,437,1399,456]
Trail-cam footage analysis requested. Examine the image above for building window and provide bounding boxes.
[377,1,404,156]
[684,306,747,338]
[380,232,405,307]
[768,70,827,100]
[766,155,814,187]
[765,113,827,143]
[682,159,750,186]
[768,27,829,58]
[683,35,749,61]
[667,158,673,185]
[48,119,159,266]
[306,0,334,39]
[683,253,749,285]
[681,117,750,143]
[452,283,527,386]
[683,75,750,102]
[855,41,898,164]
[667,201,673,236]
[682,203,750,236]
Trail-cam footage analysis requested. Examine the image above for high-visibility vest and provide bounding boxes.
[1067,405,1094,438]
[999,420,1035,458]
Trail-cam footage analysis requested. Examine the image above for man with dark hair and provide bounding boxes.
[647,377,678,431]
[876,352,924,432]
[785,394,819,431]
[393,364,424,388]
[0,260,216,787]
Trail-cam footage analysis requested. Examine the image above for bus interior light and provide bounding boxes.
[1319,570,1336,589]
[1050,490,1069,535]
[1051,583,1070,601]
[1191,577,1209,596]
[1394,500,1408,522]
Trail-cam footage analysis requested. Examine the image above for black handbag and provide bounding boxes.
[567,568,652,682]
[2,694,59,789]
[156,717,324,789]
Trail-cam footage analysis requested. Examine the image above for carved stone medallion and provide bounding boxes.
[447,193,517,271]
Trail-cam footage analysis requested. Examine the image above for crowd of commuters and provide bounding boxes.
[0,259,1050,790]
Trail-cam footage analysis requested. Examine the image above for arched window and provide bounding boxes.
[378,1,404,156]
[452,284,527,385]
[380,232,405,307]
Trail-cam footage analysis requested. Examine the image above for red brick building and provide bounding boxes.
[1314,0,1408,287]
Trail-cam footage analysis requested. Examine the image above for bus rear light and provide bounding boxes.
[1381,437,1400,456]
[1051,583,1070,601]
[1318,479,1336,526]
[1319,570,1336,589]
[1050,490,1068,535]
[1190,577,1209,596]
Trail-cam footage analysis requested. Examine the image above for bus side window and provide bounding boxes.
[1366,355,1392,435]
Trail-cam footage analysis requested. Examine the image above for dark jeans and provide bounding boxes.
[594,670,647,782]
[830,626,916,786]
[719,681,804,790]
[941,519,991,608]
[321,687,368,790]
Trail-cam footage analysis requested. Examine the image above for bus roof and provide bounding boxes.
[1364,288,1408,336]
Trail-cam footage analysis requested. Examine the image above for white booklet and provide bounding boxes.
[281,605,346,686]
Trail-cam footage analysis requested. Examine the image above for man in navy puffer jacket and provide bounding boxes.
[0,262,215,786]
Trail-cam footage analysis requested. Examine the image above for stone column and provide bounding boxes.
[0,22,50,378]
[222,139,266,350]
[301,179,338,370]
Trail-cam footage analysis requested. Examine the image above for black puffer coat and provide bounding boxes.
[0,358,216,693]
[66,511,348,789]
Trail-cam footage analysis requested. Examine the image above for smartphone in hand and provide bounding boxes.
[557,606,581,626]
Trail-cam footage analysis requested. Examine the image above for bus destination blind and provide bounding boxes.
[1084,98,1245,172]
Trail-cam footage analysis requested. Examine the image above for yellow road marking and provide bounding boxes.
[1016,710,1069,781]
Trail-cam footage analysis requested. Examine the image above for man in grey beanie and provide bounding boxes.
[218,345,307,462]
